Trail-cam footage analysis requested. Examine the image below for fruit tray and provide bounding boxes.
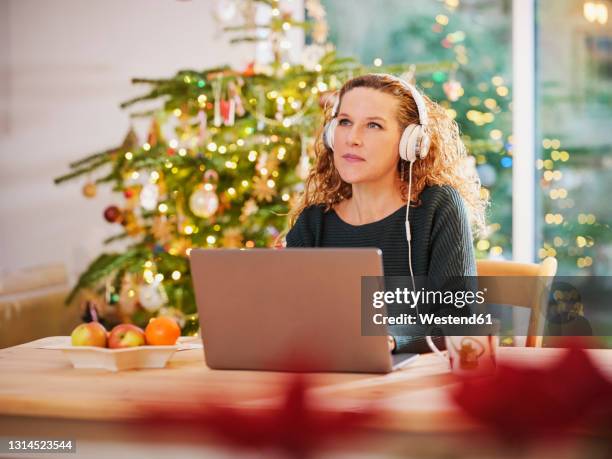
[38,336,202,372]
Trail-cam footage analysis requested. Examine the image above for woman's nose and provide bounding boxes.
[346,126,363,146]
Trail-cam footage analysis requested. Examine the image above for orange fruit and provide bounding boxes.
[145,316,181,345]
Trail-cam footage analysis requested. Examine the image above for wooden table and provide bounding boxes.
[1,337,611,458]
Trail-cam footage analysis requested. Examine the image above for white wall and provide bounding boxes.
[0,0,257,280]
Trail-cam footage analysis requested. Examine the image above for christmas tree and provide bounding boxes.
[54,0,452,331]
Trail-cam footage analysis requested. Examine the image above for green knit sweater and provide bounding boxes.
[285,185,477,354]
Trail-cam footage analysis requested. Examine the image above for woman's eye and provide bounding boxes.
[338,118,351,126]
[368,122,382,129]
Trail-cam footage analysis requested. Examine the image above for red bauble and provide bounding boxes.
[104,205,122,223]
[123,188,134,199]
[220,100,230,120]
[243,61,255,77]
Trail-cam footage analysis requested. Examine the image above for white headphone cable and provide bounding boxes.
[405,160,420,320]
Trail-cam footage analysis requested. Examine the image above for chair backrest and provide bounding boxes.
[476,257,558,347]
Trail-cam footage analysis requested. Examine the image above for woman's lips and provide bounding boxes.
[342,154,365,162]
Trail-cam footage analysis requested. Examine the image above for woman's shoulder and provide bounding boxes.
[293,203,328,226]
[420,184,463,203]
[285,204,327,247]
[419,185,469,220]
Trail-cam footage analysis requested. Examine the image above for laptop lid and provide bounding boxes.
[190,248,400,373]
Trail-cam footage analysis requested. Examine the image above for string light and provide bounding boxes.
[143,269,154,284]
[435,14,449,25]
[583,1,608,24]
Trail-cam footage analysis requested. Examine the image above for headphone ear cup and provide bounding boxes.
[399,124,419,162]
[418,131,431,159]
[323,118,338,150]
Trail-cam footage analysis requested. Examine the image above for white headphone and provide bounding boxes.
[322,73,431,293]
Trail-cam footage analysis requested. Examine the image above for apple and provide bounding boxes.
[108,324,146,349]
[71,322,108,347]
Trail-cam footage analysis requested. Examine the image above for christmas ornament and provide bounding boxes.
[221,227,244,248]
[443,78,463,102]
[189,186,219,218]
[138,280,168,312]
[121,209,142,236]
[242,61,255,77]
[123,188,135,199]
[121,209,136,227]
[252,175,277,202]
[197,110,208,144]
[220,98,236,126]
[213,79,222,127]
[240,199,259,222]
[189,170,220,218]
[104,205,122,223]
[152,215,173,244]
[301,44,326,71]
[213,0,237,22]
[140,182,159,211]
[147,118,163,146]
[82,182,97,198]
[228,81,245,117]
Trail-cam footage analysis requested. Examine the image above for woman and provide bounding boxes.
[283,73,488,354]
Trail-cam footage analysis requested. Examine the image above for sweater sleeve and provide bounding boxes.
[428,186,477,280]
[391,186,477,354]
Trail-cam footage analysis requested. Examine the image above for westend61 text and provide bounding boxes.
[372,313,494,326]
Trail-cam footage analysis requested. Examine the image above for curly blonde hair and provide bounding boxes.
[284,73,488,239]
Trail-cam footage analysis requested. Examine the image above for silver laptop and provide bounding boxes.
[189,248,418,373]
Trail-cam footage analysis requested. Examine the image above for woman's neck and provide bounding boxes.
[338,176,406,225]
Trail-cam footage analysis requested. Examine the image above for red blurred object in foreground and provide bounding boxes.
[136,374,378,457]
[453,342,612,444]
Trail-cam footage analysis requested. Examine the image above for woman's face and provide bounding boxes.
[332,87,402,185]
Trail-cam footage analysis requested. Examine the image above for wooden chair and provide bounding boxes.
[476,257,558,347]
